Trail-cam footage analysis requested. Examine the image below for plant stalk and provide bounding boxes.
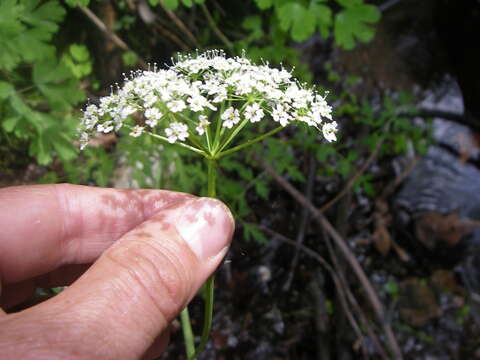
[183,158,218,360]
[180,308,195,359]
[217,126,284,158]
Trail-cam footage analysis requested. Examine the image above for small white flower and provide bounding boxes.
[244,103,264,123]
[83,114,98,130]
[130,125,144,137]
[145,108,162,128]
[188,94,216,112]
[299,113,317,127]
[167,100,186,113]
[165,122,189,143]
[120,105,136,119]
[79,132,90,150]
[271,104,292,127]
[97,121,114,133]
[195,115,210,135]
[80,50,336,151]
[144,93,158,108]
[212,88,227,103]
[322,122,338,142]
[85,104,98,116]
[314,95,332,120]
[221,107,240,128]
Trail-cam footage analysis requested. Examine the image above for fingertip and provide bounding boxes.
[172,197,235,261]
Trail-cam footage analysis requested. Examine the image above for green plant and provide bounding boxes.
[0,0,86,166]
[78,50,335,360]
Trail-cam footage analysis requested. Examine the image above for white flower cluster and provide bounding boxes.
[79,50,336,150]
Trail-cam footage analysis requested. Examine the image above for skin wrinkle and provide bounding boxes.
[104,227,194,328]
[102,253,168,349]
[142,237,193,311]
[53,184,76,269]
[1,300,106,359]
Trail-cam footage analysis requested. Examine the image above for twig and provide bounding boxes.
[80,7,147,69]
[323,229,389,359]
[256,157,403,359]
[158,2,200,48]
[257,225,365,347]
[319,135,384,213]
[378,0,402,13]
[153,22,191,51]
[283,154,316,291]
[199,3,233,51]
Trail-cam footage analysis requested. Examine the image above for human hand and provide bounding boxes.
[0,184,234,359]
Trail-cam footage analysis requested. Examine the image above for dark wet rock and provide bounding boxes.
[395,81,480,269]
[396,145,480,217]
[395,144,480,267]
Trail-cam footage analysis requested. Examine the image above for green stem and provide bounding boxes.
[180,308,195,359]
[207,157,217,198]
[145,130,208,156]
[217,126,284,159]
[212,103,225,152]
[181,124,284,359]
[190,276,215,360]
[186,158,217,360]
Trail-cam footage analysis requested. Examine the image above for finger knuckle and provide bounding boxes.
[106,240,192,321]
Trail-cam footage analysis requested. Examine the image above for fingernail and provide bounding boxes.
[174,198,234,260]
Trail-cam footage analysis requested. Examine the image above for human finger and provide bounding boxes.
[0,184,193,284]
[0,196,234,359]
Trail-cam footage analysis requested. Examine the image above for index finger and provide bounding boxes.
[0,184,193,284]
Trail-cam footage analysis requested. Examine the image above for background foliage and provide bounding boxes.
[0,0,428,233]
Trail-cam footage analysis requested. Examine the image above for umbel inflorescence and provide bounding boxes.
[79,50,336,155]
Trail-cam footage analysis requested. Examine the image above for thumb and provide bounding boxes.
[1,197,234,360]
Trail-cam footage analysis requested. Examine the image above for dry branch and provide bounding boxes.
[256,157,403,359]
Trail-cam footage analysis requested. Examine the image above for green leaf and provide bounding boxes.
[65,0,90,7]
[254,179,270,200]
[0,0,66,69]
[242,15,264,42]
[162,0,179,10]
[38,171,59,184]
[335,0,363,8]
[0,0,25,69]
[255,0,273,10]
[62,44,92,78]
[310,3,332,38]
[122,51,138,67]
[53,140,77,161]
[243,223,267,244]
[0,81,14,99]
[181,0,193,7]
[277,2,316,42]
[33,60,84,111]
[334,4,380,49]
[2,116,20,132]
[21,0,66,31]
[316,144,335,162]
[29,134,52,165]
[70,44,89,62]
